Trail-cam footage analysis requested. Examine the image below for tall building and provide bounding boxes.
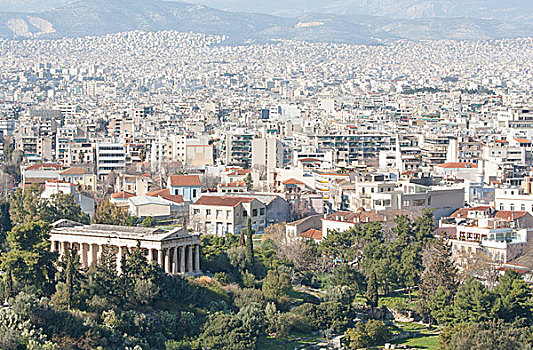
[96,142,126,177]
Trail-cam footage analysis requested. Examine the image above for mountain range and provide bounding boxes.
[1,0,533,44]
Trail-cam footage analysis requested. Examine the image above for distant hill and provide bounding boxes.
[1,0,533,44]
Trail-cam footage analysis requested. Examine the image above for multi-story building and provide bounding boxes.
[96,142,126,178]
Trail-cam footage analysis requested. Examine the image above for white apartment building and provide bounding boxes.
[252,138,283,169]
[96,142,126,177]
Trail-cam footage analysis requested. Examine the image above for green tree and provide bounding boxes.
[344,320,391,349]
[494,271,532,322]
[244,174,252,192]
[40,192,90,224]
[142,216,156,227]
[9,184,43,225]
[121,243,164,304]
[453,277,496,323]
[366,271,378,309]
[92,197,132,225]
[200,313,256,350]
[418,237,457,324]
[0,200,12,248]
[245,218,255,271]
[0,221,56,296]
[428,286,455,325]
[262,269,291,309]
[91,245,119,298]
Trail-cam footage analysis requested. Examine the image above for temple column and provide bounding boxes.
[80,243,88,268]
[117,246,128,273]
[50,241,56,253]
[180,246,186,273]
[147,248,153,264]
[195,245,200,272]
[157,249,164,268]
[165,249,171,274]
[60,241,68,256]
[172,247,178,274]
[87,244,95,267]
[96,244,104,263]
[187,245,193,273]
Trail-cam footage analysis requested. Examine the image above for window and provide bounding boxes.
[253,209,258,216]
[427,197,432,205]
[216,210,222,219]
[500,204,504,210]
[510,204,514,211]
[193,209,200,215]
[243,211,247,217]
[521,204,526,211]
[259,208,265,215]
[193,189,197,198]
[206,209,211,216]
[227,210,231,218]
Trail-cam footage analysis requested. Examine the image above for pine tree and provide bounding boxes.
[245,218,255,271]
[366,271,378,309]
[3,267,12,303]
[65,248,74,310]
[418,237,458,324]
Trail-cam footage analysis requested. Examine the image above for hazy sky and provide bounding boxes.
[1,0,533,21]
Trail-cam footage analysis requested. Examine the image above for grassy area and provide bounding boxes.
[392,322,440,350]
[257,333,324,350]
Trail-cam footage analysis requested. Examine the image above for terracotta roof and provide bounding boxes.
[227,169,252,176]
[298,229,323,241]
[169,175,201,187]
[111,191,136,199]
[450,206,492,218]
[495,211,528,221]
[282,178,304,185]
[26,163,62,170]
[194,195,254,207]
[60,167,87,175]
[495,140,509,143]
[299,158,321,162]
[436,162,477,169]
[514,138,531,144]
[146,188,184,204]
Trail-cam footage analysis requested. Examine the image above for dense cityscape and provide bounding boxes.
[0,10,532,350]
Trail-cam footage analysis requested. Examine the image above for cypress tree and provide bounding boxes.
[366,271,378,309]
[245,218,255,271]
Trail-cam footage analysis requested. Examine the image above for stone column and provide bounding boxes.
[96,244,105,263]
[180,246,186,273]
[117,246,128,273]
[165,249,171,274]
[195,245,200,272]
[61,241,69,257]
[87,244,95,267]
[157,249,164,268]
[173,247,178,274]
[50,241,56,253]
[147,248,153,264]
[187,245,193,273]
[80,243,88,268]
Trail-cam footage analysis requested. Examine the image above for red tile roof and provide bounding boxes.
[298,229,323,241]
[282,178,304,185]
[111,191,136,199]
[495,211,528,221]
[194,196,254,207]
[59,167,87,175]
[26,163,62,170]
[514,138,531,144]
[436,162,477,169]
[146,188,184,204]
[169,175,201,187]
